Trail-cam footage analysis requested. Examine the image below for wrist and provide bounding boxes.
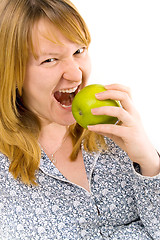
[140,151,160,177]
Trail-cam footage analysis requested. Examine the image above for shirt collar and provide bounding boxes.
[39,144,100,182]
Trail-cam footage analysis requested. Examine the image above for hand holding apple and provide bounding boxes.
[72,84,120,129]
[87,83,160,177]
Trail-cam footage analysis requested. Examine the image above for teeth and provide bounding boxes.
[59,86,78,93]
[61,104,72,108]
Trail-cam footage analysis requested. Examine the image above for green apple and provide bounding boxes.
[72,84,120,129]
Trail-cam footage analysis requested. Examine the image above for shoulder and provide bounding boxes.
[0,152,10,174]
[98,137,135,172]
[0,152,9,165]
[101,137,142,175]
[102,137,129,161]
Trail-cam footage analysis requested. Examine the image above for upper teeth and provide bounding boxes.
[59,86,78,93]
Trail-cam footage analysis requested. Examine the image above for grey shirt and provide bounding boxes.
[0,138,160,240]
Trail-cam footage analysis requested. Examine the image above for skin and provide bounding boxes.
[23,18,91,191]
[23,18,159,189]
[88,84,160,177]
[23,19,91,128]
[23,18,91,147]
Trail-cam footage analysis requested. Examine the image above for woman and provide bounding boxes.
[0,0,159,239]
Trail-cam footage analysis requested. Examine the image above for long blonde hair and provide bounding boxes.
[0,0,105,185]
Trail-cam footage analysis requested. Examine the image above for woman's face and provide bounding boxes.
[23,18,91,127]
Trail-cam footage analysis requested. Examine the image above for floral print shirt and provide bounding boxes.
[0,138,160,240]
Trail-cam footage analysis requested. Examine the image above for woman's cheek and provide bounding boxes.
[81,55,92,83]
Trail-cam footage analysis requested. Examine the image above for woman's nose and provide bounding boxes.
[62,59,82,82]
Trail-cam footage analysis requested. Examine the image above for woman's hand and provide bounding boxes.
[88,84,160,177]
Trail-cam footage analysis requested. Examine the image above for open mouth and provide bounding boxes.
[54,85,80,108]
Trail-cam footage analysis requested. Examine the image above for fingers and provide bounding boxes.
[95,84,134,114]
[104,83,132,99]
[88,124,128,139]
[91,106,132,126]
[95,90,133,113]
[90,83,141,130]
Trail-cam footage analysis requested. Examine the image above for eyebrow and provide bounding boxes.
[35,44,85,60]
[37,52,61,59]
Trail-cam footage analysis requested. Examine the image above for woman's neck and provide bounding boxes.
[38,123,68,153]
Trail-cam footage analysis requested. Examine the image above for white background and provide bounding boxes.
[72,0,160,152]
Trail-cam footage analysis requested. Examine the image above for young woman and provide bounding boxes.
[0,0,159,239]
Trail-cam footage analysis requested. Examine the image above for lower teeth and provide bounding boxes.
[61,104,71,108]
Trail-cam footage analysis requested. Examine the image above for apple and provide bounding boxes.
[72,84,120,129]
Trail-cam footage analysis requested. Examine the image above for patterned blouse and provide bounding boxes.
[0,138,160,240]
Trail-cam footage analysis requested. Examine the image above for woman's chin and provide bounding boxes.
[55,114,76,127]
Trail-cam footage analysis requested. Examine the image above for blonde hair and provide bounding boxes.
[0,0,106,185]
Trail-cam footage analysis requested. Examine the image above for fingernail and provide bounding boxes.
[95,92,104,98]
[91,108,98,114]
[104,84,111,89]
[91,109,95,114]
[87,125,94,130]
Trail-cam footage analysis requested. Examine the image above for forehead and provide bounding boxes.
[30,18,84,58]
[31,19,64,54]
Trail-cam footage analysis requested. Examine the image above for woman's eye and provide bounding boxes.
[41,58,56,64]
[74,47,86,55]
